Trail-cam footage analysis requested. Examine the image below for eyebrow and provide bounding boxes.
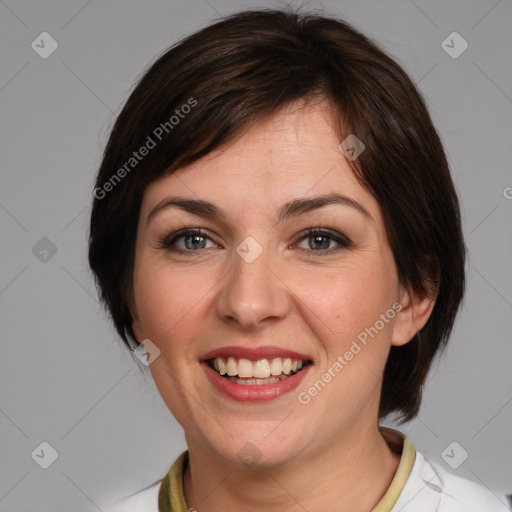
[146,192,372,227]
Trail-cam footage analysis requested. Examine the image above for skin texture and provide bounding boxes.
[129,99,436,512]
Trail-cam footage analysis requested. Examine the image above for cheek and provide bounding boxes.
[133,260,214,428]
[133,258,211,343]
[292,258,398,352]
[292,265,399,420]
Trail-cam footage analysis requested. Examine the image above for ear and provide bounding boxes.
[392,284,437,347]
[126,290,144,345]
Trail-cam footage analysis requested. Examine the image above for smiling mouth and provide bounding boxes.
[206,356,313,385]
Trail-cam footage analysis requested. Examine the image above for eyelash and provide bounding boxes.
[158,228,352,256]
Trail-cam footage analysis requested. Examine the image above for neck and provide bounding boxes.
[183,423,401,512]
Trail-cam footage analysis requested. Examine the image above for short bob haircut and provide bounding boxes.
[88,9,466,423]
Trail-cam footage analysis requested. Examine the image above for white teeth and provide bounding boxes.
[227,375,281,385]
[270,358,282,376]
[237,358,253,378]
[226,357,238,376]
[210,356,307,379]
[253,359,271,378]
[217,358,227,375]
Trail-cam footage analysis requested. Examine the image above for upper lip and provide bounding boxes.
[200,345,313,362]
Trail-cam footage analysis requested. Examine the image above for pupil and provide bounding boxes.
[186,235,206,250]
[311,235,329,250]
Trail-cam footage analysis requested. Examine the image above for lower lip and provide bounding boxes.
[202,361,312,402]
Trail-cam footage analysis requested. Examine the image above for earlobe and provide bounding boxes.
[132,318,144,345]
[392,286,436,347]
[126,292,144,344]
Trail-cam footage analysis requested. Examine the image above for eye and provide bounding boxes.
[159,228,219,253]
[294,228,352,255]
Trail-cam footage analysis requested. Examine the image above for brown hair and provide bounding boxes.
[88,8,466,422]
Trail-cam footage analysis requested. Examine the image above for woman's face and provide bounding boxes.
[130,100,411,466]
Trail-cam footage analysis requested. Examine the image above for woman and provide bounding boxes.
[89,9,510,512]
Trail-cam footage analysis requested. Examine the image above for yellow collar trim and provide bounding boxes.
[371,427,416,511]
[158,450,188,512]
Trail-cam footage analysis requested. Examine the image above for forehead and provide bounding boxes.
[141,101,380,221]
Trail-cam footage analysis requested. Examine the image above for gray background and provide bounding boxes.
[1,0,511,510]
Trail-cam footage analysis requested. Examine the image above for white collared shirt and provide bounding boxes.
[391,450,509,511]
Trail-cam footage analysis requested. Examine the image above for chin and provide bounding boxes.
[198,423,310,470]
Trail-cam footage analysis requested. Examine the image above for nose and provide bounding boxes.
[215,240,291,330]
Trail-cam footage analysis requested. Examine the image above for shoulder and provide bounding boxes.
[394,449,511,512]
[431,455,510,512]
[106,481,161,512]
